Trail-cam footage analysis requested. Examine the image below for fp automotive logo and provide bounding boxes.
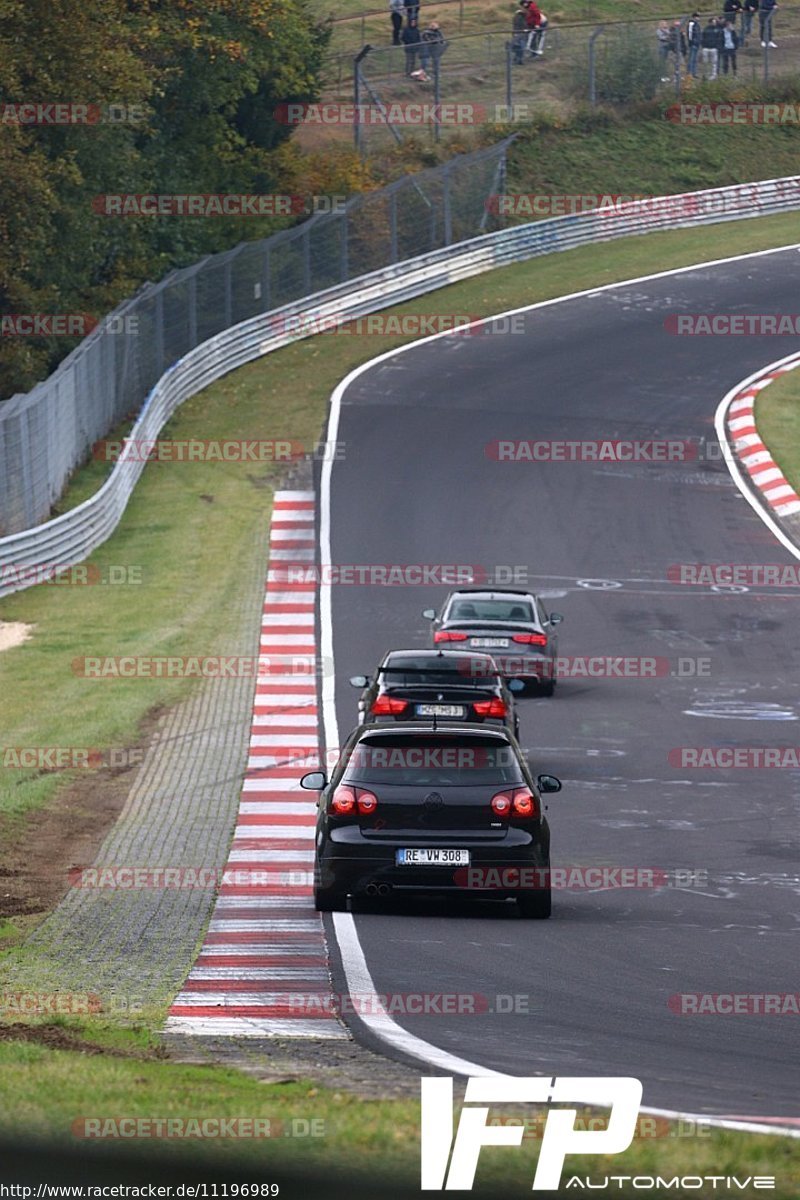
[421,1076,642,1191]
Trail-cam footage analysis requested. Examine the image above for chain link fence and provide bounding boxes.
[0,139,511,537]
[327,12,800,152]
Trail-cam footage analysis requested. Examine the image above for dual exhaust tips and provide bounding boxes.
[365,882,392,896]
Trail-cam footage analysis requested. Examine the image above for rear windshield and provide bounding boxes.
[381,655,496,686]
[446,599,534,623]
[341,734,525,785]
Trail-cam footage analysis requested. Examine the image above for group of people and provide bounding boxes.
[390,0,448,80]
[658,0,778,81]
[511,0,549,64]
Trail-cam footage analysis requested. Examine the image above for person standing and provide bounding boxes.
[530,9,548,54]
[524,0,543,55]
[668,20,687,73]
[742,0,759,40]
[686,12,702,76]
[700,16,720,78]
[402,17,421,75]
[419,20,445,79]
[512,0,528,63]
[720,18,739,70]
[389,0,404,46]
[759,0,777,46]
[403,0,420,25]
[657,19,670,78]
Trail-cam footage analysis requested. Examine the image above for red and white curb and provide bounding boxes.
[725,353,800,518]
[166,490,347,1039]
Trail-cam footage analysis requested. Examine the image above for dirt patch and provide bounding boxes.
[0,705,169,932]
[0,622,34,653]
[0,1021,167,1059]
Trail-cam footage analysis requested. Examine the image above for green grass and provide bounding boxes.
[755,362,800,486]
[0,1028,798,1194]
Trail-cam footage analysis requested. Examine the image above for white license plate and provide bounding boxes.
[415,703,465,717]
[397,848,471,866]
[472,637,509,648]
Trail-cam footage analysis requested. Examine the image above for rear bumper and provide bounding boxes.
[317,834,549,897]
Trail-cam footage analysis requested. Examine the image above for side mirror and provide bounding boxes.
[536,773,561,794]
[507,679,526,693]
[422,608,436,621]
[548,612,564,625]
[349,674,369,688]
[300,771,327,790]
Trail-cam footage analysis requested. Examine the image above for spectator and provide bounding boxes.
[525,0,543,55]
[742,0,759,39]
[700,16,720,78]
[419,20,446,78]
[720,17,739,69]
[402,17,421,75]
[530,9,548,54]
[389,0,404,46]
[403,0,419,25]
[723,0,742,16]
[668,19,687,71]
[686,12,702,75]
[759,0,777,45]
[657,19,671,78]
[512,0,529,64]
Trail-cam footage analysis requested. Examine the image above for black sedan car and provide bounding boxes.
[422,588,563,695]
[301,724,560,918]
[349,648,523,738]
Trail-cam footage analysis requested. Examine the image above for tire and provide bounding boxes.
[314,886,348,912]
[517,888,552,919]
[540,678,556,697]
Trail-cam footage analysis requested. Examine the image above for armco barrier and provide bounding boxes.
[2,175,800,598]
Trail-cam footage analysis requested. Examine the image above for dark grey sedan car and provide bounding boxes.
[423,588,563,695]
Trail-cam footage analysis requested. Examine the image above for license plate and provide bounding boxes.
[472,637,509,648]
[397,848,471,866]
[415,703,465,717]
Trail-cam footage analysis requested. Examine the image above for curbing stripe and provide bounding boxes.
[165,492,347,1040]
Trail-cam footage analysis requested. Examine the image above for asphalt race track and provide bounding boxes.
[324,247,800,1118]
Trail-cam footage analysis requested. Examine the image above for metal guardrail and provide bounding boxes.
[2,174,800,597]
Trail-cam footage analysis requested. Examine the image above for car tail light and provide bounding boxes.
[330,785,379,816]
[511,788,538,818]
[330,785,356,815]
[473,697,507,718]
[371,694,409,715]
[512,632,548,646]
[356,789,378,815]
[491,791,512,816]
[491,788,539,819]
[434,630,468,643]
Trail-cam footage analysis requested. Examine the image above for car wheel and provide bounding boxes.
[540,673,556,697]
[314,886,349,912]
[517,888,551,919]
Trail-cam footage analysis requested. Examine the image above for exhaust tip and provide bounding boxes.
[365,882,379,896]
[377,883,391,896]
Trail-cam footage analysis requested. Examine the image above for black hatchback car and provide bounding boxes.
[300,724,561,918]
[349,649,523,738]
[423,588,563,695]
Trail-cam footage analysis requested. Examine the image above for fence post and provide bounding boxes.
[224,257,233,328]
[390,190,399,263]
[505,40,513,113]
[353,46,372,155]
[302,223,312,295]
[443,165,453,245]
[188,271,198,343]
[588,25,604,107]
[262,245,271,312]
[340,209,349,281]
[433,50,441,142]
[154,288,165,375]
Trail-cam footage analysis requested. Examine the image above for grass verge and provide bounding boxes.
[0,1026,797,1194]
[754,362,800,488]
